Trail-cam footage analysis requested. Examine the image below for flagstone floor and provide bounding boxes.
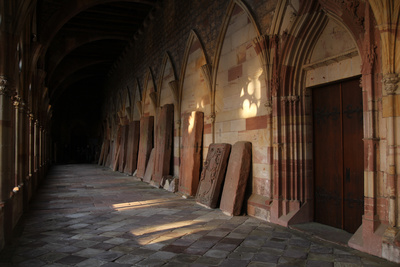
[0,164,397,266]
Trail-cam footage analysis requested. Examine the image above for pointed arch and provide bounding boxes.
[132,79,141,121]
[158,52,177,108]
[142,68,157,117]
[179,29,211,158]
[212,0,262,92]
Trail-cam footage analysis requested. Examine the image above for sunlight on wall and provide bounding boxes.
[188,111,196,134]
[240,68,263,118]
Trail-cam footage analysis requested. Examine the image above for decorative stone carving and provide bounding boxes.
[0,76,9,96]
[264,100,272,114]
[196,143,231,209]
[136,116,154,178]
[289,95,299,103]
[220,141,252,216]
[152,104,174,187]
[179,111,204,196]
[383,73,399,95]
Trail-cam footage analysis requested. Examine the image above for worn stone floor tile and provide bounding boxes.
[38,252,68,263]
[56,255,88,265]
[93,250,124,262]
[169,253,200,263]
[193,256,224,266]
[17,258,47,267]
[73,247,105,257]
[251,252,280,263]
[203,249,230,258]
[75,258,108,266]
[115,254,146,264]
[307,260,335,267]
[134,258,166,267]
[219,258,250,267]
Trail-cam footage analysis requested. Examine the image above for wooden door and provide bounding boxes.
[313,78,363,233]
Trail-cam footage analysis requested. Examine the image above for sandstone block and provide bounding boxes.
[136,116,154,178]
[162,176,179,193]
[152,104,174,186]
[179,111,204,196]
[196,143,231,208]
[220,141,252,216]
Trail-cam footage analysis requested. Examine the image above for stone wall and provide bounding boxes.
[97,0,400,263]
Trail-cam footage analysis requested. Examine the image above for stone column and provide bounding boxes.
[383,73,399,228]
[0,76,14,204]
[13,95,24,188]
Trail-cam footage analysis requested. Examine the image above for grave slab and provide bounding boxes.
[196,143,231,208]
[124,121,140,175]
[118,125,129,172]
[152,104,174,186]
[136,116,154,178]
[179,111,204,196]
[220,141,252,216]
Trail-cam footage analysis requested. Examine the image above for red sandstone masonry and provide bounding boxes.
[228,65,243,82]
[196,143,231,209]
[245,115,269,131]
[136,116,154,178]
[220,141,251,215]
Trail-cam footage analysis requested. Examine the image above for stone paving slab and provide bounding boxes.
[0,164,397,266]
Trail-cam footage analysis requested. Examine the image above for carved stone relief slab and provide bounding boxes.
[196,143,231,209]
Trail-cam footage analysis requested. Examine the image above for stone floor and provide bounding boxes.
[0,164,397,267]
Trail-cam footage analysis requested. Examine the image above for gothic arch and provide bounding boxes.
[179,30,211,158]
[141,68,157,117]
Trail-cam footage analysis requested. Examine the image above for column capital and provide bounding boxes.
[0,75,10,96]
[383,73,399,95]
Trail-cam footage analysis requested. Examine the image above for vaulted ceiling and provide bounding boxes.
[37,0,158,105]
[35,0,159,146]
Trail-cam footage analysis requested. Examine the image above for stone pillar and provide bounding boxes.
[13,95,24,188]
[28,113,34,201]
[0,76,14,204]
